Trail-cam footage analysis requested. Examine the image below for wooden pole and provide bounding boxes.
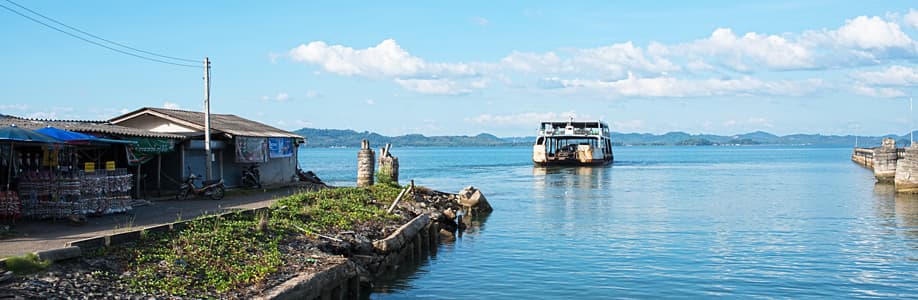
[387,183,413,214]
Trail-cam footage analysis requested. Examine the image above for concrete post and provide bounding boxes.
[357,139,375,187]
[895,144,918,193]
[874,138,898,183]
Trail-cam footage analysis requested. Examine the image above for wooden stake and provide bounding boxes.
[387,184,413,214]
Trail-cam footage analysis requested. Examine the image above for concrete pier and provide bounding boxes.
[895,145,918,193]
[853,140,918,193]
[874,138,899,183]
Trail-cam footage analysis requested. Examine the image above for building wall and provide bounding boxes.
[116,114,196,133]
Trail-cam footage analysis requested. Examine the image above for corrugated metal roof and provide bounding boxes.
[112,107,304,140]
[0,115,185,139]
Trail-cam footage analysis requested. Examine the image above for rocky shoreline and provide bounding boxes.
[0,185,490,299]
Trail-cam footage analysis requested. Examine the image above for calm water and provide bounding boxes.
[298,146,918,299]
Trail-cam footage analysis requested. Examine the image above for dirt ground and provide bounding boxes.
[0,183,315,258]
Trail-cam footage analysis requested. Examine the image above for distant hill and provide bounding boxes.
[294,127,910,148]
[295,128,512,147]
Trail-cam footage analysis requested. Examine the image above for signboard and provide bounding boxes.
[84,162,95,173]
[268,138,293,158]
[106,161,116,171]
[235,137,267,163]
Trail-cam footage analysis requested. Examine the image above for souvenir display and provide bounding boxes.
[17,167,133,219]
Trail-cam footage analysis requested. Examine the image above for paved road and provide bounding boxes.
[0,184,314,257]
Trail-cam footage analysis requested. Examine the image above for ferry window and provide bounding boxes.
[536,137,545,145]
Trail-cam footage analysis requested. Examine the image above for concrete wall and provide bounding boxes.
[874,138,898,183]
[895,145,918,193]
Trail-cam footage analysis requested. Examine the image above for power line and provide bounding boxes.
[4,0,199,63]
[0,1,199,68]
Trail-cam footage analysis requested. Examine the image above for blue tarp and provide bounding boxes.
[34,127,136,145]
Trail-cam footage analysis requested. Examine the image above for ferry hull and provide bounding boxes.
[533,157,613,167]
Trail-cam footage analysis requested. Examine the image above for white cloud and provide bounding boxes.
[723,120,737,127]
[850,65,918,86]
[833,16,913,50]
[554,72,823,98]
[747,117,774,128]
[612,120,644,132]
[500,51,564,73]
[905,9,918,30]
[472,16,490,27]
[305,90,322,99]
[163,102,181,110]
[394,79,471,95]
[0,104,29,111]
[288,39,476,78]
[283,10,918,99]
[295,120,313,128]
[464,111,586,126]
[570,41,680,76]
[852,84,906,98]
[365,98,376,105]
[678,28,813,70]
[276,92,290,101]
[27,111,57,120]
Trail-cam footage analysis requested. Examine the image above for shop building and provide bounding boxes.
[110,107,305,190]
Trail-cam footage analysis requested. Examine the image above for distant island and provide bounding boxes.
[294,128,909,148]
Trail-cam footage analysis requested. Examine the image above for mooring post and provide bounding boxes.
[357,139,375,187]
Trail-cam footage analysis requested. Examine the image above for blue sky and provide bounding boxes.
[3,1,918,137]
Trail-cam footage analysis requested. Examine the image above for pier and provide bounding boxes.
[852,138,918,192]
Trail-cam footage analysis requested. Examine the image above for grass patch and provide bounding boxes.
[104,184,406,296]
[5,253,50,275]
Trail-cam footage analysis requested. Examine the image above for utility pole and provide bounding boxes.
[204,57,213,181]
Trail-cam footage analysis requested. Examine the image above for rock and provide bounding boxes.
[457,186,493,213]
[438,229,455,242]
[442,208,456,220]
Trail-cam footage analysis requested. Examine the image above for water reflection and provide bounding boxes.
[873,183,918,250]
[532,165,610,192]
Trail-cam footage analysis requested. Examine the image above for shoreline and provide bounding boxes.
[0,183,489,299]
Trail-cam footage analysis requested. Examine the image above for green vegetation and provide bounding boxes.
[676,138,713,146]
[376,166,399,188]
[103,184,404,296]
[4,253,50,275]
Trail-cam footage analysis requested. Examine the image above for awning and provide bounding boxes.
[34,126,138,145]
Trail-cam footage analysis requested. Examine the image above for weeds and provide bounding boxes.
[5,253,50,275]
[99,184,405,296]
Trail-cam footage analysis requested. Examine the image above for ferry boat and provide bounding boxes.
[532,119,613,166]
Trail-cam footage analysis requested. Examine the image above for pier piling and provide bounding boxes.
[357,139,375,188]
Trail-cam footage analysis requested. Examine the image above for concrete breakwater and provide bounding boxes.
[852,138,918,192]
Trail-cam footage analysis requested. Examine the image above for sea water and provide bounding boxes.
[298,146,918,299]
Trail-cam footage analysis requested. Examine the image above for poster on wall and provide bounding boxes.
[235,137,267,163]
[268,137,293,158]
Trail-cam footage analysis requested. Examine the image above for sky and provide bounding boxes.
[3,1,918,137]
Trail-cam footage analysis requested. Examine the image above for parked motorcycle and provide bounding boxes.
[241,164,262,189]
[177,168,225,200]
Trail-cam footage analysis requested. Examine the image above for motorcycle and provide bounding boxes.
[177,168,225,200]
[241,164,262,189]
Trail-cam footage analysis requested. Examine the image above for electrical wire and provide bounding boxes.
[4,0,200,63]
[0,1,200,68]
